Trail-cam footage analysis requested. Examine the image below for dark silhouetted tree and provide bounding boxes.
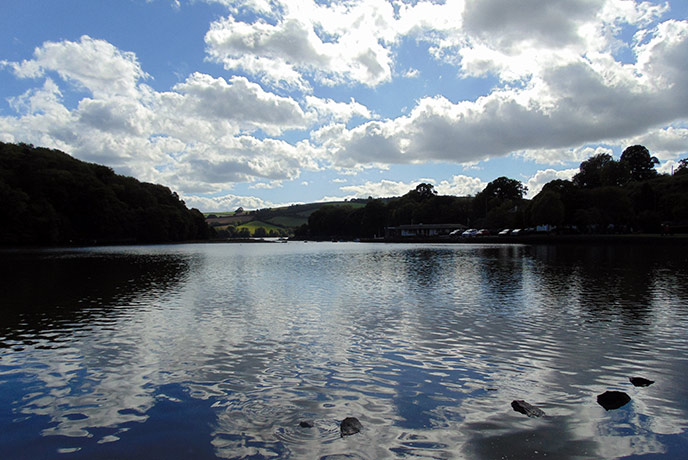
[529,191,565,226]
[480,176,527,201]
[573,153,615,188]
[410,183,437,201]
[620,145,659,182]
[0,142,212,245]
[473,176,527,221]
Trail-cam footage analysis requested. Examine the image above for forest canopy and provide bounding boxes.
[0,142,212,246]
[299,146,688,239]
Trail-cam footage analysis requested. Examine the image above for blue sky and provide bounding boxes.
[1,0,687,211]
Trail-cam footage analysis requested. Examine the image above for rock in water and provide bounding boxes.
[340,417,362,437]
[299,420,315,428]
[597,391,631,410]
[629,377,654,387]
[511,400,545,418]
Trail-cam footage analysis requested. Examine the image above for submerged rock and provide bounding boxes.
[299,420,315,428]
[511,400,546,418]
[629,377,654,387]
[340,417,363,437]
[597,391,631,410]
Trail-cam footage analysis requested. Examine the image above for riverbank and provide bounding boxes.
[358,233,688,245]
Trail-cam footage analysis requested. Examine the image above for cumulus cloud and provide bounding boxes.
[339,179,423,199]
[204,1,396,89]
[7,35,148,98]
[0,36,344,196]
[313,14,688,169]
[182,193,275,211]
[2,1,688,210]
[525,168,579,198]
[624,125,688,161]
[436,175,487,196]
[337,175,486,199]
[164,73,309,135]
[304,96,373,123]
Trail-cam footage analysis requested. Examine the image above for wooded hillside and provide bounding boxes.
[0,142,212,246]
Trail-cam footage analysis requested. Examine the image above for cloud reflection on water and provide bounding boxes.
[1,243,687,458]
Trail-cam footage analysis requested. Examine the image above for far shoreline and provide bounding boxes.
[357,233,688,246]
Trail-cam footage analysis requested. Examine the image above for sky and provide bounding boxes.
[1,0,687,211]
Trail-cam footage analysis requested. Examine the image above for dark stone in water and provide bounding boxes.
[597,391,631,410]
[629,377,654,387]
[299,420,315,428]
[511,400,545,418]
[340,417,362,437]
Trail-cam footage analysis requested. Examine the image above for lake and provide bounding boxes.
[1,242,687,459]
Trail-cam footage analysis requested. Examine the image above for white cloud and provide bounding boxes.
[403,68,420,78]
[335,174,485,199]
[313,13,688,169]
[249,181,284,189]
[8,35,148,98]
[2,1,688,209]
[304,96,373,123]
[158,136,319,194]
[0,36,331,196]
[623,125,688,161]
[182,193,275,211]
[165,73,309,135]
[339,179,421,198]
[525,168,579,198]
[204,1,396,88]
[436,175,487,196]
[518,145,614,164]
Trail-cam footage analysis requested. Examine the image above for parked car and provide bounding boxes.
[511,228,522,235]
[498,228,511,236]
[476,229,490,236]
[462,228,478,237]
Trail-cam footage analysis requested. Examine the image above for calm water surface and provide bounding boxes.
[1,242,687,459]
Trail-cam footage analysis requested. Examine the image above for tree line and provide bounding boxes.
[0,142,212,246]
[298,145,688,239]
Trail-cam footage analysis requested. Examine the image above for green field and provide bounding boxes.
[266,216,308,228]
[205,200,373,235]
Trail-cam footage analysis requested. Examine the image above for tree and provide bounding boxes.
[0,142,213,245]
[473,176,527,219]
[480,176,527,201]
[619,145,659,182]
[417,182,437,198]
[307,205,355,238]
[573,153,615,188]
[530,191,565,226]
[360,199,387,237]
[408,183,437,201]
[675,158,688,176]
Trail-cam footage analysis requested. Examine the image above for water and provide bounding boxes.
[1,242,687,459]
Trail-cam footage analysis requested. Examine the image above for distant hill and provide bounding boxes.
[205,200,369,237]
[0,142,212,246]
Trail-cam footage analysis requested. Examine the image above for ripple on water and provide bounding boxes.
[1,243,688,459]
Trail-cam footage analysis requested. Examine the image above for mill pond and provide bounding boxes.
[1,242,687,459]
